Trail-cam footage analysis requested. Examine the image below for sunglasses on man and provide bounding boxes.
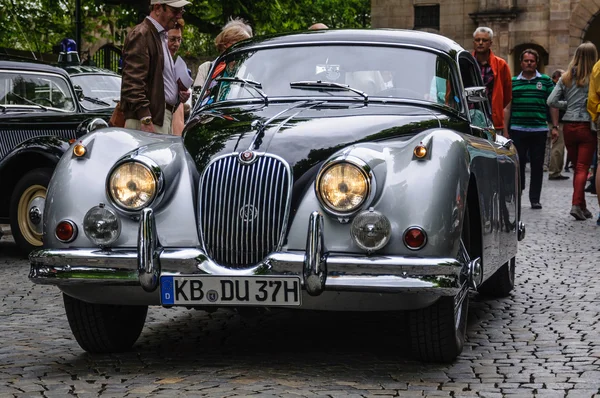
[164,4,185,15]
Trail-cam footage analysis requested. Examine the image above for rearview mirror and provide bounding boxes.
[465,86,487,103]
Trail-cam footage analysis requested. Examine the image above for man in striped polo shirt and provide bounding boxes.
[504,49,557,209]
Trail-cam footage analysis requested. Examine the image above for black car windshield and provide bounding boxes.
[71,74,121,110]
[0,71,76,112]
[200,45,459,110]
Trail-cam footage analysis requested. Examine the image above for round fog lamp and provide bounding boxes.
[350,210,391,252]
[83,205,121,246]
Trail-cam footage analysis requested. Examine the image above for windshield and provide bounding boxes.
[0,71,76,112]
[200,45,459,110]
[71,74,121,110]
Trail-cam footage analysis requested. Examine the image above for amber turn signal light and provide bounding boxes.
[403,226,427,250]
[73,144,86,157]
[413,144,427,159]
[55,220,77,243]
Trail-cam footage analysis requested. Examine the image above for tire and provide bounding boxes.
[9,168,53,256]
[63,293,148,353]
[407,204,472,362]
[477,257,515,298]
[408,293,469,363]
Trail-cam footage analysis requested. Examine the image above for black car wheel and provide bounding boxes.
[9,168,53,256]
[407,204,472,362]
[63,293,148,353]
[408,291,469,363]
[477,257,516,298]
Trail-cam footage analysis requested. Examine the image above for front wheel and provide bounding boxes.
[408,291,469,363]
[9,168,53,256]
[63,293,148,353]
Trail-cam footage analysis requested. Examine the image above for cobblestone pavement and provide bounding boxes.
[1,172,600,398]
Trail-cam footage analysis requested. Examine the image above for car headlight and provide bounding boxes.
[108,161,157,211]
[316,160,370,214]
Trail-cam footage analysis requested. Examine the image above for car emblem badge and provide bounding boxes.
[239,150,255,163]
[239,204,258,222]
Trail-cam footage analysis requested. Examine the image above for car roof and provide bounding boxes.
[0,58,72,79]
[61,64,120,77]
[233,28,465,55]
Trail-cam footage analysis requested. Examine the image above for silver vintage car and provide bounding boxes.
[29,29,524,362]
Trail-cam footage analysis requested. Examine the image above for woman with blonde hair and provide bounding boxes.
[193,18,252,89]
[547,41,599,220]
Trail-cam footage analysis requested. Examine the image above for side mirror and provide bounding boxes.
[465,86,487,103]
[74,85,84,101]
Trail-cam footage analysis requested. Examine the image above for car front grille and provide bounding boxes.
[0,128,77,159]
[198,153,292,269]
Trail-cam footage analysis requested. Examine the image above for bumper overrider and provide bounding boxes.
[29,209,482,301]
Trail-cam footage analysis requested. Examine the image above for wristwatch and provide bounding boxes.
[140,116,152,125]
[552,125,559,130]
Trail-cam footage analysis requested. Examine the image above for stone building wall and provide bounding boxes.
[371,0,600,77]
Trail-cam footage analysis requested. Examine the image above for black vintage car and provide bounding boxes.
[62,64,121,112]
[0,58,110,255]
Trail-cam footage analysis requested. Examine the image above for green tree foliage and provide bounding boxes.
[0,0,370,58]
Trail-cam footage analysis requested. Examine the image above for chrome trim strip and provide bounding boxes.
[137,208,161,292]
[303,211,326,296]
[30,247,464,295]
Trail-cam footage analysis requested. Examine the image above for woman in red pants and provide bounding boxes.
[548,42,598,220]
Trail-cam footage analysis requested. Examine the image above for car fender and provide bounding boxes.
[0,136,70,219]
[286,128,475,260]
[43,128,200,248]
[0,135,69,172]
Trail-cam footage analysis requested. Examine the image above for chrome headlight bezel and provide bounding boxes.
[315,156,374,217]
[106,155,164,213]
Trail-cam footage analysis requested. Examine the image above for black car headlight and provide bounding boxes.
[108,161,158,211]
[316,159,371,215]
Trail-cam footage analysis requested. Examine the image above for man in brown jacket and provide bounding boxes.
[120,0,191,134]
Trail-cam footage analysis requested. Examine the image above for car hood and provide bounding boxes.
[184,101,446,179]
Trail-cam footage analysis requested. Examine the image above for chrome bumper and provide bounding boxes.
[29,210,475,297]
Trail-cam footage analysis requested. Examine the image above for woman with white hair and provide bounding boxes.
[193,18,253,89]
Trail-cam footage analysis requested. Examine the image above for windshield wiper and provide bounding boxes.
[82,96,111,107]
[216,77,268,104]
[290,80,368,104]
[8,92,48,111]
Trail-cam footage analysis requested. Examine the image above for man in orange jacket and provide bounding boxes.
[472,27,512,137]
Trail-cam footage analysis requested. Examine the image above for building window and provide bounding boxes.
[414,5,440,30]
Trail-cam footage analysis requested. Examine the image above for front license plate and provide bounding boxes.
[160,276,301,306]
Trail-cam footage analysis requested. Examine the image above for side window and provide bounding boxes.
[459,56,493,129]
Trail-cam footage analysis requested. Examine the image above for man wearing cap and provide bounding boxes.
[120,0,191,134]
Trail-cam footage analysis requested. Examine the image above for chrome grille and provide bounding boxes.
[199,153,292,269]
[0,128,77,159]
